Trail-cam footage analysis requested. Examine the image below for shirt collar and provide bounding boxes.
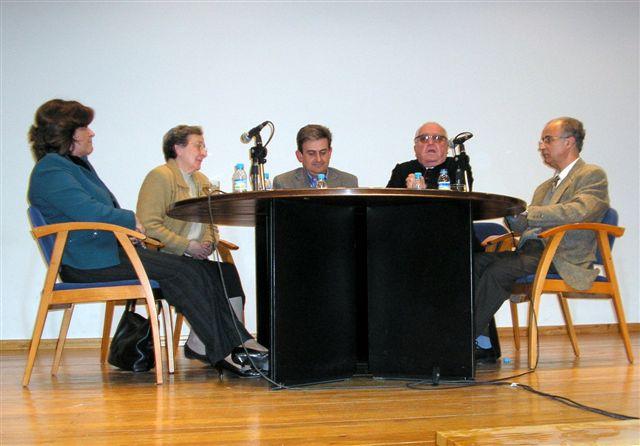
[556,157,580,184]
[304,168,327,187]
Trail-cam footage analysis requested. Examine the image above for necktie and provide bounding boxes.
[552,175,560,189]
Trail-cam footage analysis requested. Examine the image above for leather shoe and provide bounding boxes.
[215,357,261,379]
[475,345,497,364]
[184,344,209,363]
[231,346,269,371]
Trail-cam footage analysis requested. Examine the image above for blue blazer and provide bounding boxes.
[28,153,136,269]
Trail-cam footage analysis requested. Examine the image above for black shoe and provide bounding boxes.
[475,346,497,364]
[184,344,209,363]
[231,346,269,371]
[214,357,261,379]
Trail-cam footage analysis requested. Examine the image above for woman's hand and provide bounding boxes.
[200,241,214,257]
[135,215,146,234]
[128,215,146,245]
[186,240,212,260]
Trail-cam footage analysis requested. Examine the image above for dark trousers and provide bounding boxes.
[60,247,251,365]
[473,242,545,335]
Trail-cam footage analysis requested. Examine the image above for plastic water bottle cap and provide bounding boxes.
[503,357,511,364]
[414,172,422,178]
[235,163,244,169]
[317,174,326,180]
[440,169,447,174]
[264,173,269,179]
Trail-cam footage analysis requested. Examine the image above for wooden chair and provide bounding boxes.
[25,206,168,386]
[489,208,633,369]
[100,239,240,363]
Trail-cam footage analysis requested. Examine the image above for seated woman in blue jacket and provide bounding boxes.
[27,99,267,378]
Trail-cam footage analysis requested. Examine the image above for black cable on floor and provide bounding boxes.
[407,373,637,421]
[493,381,638,421]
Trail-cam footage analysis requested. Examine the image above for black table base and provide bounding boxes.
[257,198,474,386]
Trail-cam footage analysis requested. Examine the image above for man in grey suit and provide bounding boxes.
[474,117,609,359]
[273,124,358,189]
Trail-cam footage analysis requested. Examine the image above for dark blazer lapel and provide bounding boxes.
[82,157,122,208]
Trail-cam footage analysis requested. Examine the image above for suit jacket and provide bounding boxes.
[28,153,136,269]
[273,167,358,189]
[386,158,474,190]
[136,159,219,256]
[507,159,609,290]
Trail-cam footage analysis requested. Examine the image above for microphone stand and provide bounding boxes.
[453,143,472,192]
[250,134,268,191]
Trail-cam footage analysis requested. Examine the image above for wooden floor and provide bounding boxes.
[1,332,638,445]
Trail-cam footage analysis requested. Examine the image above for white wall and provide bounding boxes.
[1,1,638,340]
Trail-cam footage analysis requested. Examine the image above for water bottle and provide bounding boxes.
[264,172,272,190]
[232,163,247,193]
[437,169,451,190]
[413,172,425,190]
[316,173,328,189]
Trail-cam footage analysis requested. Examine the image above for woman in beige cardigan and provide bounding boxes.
[137,125,267,375]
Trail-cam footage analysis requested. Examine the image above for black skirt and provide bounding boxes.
[60,246,251,365]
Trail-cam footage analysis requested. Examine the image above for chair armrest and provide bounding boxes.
[527,222,625,293]
[32,222,155,296]
[538,223,625,239]
[483,232,518,252]
[215,239,239,264]
[483,232,517,245]
[218,239,239,251]
[143,237,163,250]
[32,222,148,240]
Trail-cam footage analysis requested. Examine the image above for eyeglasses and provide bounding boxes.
[414,134,448,144]
[538,135,569,146]
[191,142,207,152]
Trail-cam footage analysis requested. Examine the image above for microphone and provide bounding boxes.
[240,121,269,144]
[450,132,473,147]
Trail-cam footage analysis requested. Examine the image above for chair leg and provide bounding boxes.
[51,305,74,376]
[22,299,51,387]
[510,301,521,351]
[557,293,580,357]
[610,289,635,363]
[142,297,163,385]
[527,294,542,370]
[101,301,116,364]
[173,312,184,361]
[159,300,175,374]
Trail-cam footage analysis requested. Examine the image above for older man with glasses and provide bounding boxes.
[473,117,609,362]
[386,121,473,189]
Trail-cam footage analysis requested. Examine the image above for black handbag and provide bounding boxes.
[108,300,155,372]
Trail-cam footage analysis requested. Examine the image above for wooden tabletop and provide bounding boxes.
[167,187,526,226]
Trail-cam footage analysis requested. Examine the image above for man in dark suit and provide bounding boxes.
[386,121,473,189]
[273,124,358,189]
[474,117,609,360]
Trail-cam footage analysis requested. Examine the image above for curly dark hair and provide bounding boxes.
[28,99,94,160]
[162,125,203,161]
